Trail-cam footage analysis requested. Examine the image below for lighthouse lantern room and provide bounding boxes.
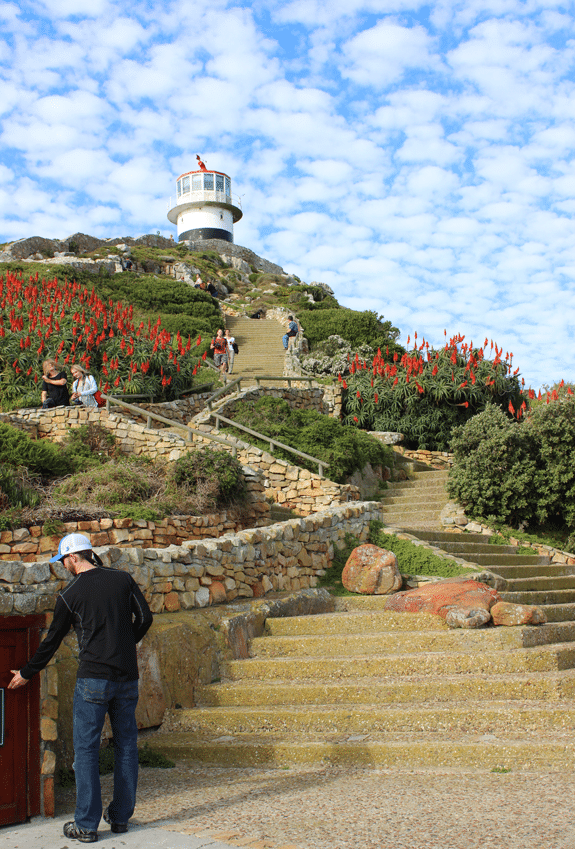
[167,156,242,243]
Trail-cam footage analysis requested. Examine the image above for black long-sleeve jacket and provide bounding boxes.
[21,566,153,681]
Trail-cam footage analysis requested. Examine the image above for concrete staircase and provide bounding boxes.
[409,530,575,623]
[149,595,575,770]
[225,315,286,381]
[379,468,450,530]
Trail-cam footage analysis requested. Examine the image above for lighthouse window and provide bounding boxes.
[192,174,202,191]
[177,179,182,197]
[216,174,224,192]
[203,173,214,190]
[225,176,231,196]
[182,175,190,193]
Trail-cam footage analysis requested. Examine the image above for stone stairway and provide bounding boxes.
[409,530,575,623]
[379,467,450,529]
[225,315,286,381]
[149,597,575,770]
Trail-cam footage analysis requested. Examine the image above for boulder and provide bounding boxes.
[7,236,65,259]
[341,544,402,595]
[491,601,547,626]
[65,232,107,253]
[384,577,500,628]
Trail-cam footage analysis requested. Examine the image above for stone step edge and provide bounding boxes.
[147,733,575,769]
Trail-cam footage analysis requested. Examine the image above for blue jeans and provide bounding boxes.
[73,678,139,832]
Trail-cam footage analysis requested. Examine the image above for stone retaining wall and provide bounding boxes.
[394,446,454,468]
[2,401,358,515]
[0,498,271,564]
[0,500,382,617]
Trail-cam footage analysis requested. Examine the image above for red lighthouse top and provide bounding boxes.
[196,154,207,171]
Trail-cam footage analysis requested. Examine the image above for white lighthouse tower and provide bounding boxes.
[167,156,242,243]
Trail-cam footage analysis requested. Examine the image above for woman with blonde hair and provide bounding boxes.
[41,358,70,408]
[70,363,99,408]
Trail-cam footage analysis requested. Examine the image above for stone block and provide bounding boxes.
[13,527,31,541]
[195,587,210,607]
[13,594,37,614]
[41,717,58,741]
[0,562,24,582]
[164,592,180,612]
[109,529,131,544]
[42,749,56,775]
[91,532,110,547]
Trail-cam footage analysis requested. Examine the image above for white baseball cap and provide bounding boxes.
[50,533,94,563]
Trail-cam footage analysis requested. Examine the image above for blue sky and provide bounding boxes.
[2,0,575,388]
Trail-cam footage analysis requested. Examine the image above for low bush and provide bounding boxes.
[342,334,524,450]
[319,523,474,595]
[173,448,246,505]
[53,448,246,517]
[225,397,393,483]
[301,308,402,354]
[0,422,73,476]
[369,523,476,578]
[447,397,575,530]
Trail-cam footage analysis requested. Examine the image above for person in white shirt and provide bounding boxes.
[224,329,236,374]
[71,364,99,408]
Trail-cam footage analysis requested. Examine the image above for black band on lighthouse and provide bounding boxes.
[178,228,233,243]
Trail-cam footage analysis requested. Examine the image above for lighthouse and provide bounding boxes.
[167,156,243,243]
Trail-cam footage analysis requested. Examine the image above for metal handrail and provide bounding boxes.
[204,374,318,411]
[205,376,243,411]
[210,412,329,477]
[101,393,239,456]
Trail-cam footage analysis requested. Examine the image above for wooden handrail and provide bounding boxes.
[100,393,238,456]
[211,412,329,477]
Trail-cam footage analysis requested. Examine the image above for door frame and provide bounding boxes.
[0,614,43,824]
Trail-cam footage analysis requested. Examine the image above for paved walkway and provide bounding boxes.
[4,762,575,849]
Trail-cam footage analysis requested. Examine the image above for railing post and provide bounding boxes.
[146,415,152,429]
[232,446,237,458]
[215,415,220,433]
[318,463,324,477]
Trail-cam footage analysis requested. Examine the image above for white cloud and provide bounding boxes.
[342,20,439,87]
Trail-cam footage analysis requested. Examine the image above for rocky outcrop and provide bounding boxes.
[491,601,547,626]
[342,544,402,595]
[183,238,285,274]
[384,577,500,628]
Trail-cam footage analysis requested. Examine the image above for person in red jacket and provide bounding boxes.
[8,533,153,843]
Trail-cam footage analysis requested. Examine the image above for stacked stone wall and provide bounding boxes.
[0,501,382,616]
[1,399,357,515]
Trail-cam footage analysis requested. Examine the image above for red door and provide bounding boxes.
[0,616,42,826]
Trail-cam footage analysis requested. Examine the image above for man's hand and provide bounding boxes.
[7,670,28,689]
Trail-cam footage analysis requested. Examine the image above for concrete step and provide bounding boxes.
[196,669,575,706]
[501,589,575,605]
[544,603,575,622]
[444,553,550,567]
[221,642,575,680]
[381,494,449,507]
[267,610,448,635]
[408,530,487,544]
[381,508,446,523]
[480,563,572,579]
[256,622,575,655]
[430,541,524,555]
[165,700,575,736]
[506,575,575,591]
[147,729,575,770]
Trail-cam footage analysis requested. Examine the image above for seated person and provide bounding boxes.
[41,359,70,408]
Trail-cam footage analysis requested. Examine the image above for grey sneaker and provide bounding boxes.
[63,821,98,843]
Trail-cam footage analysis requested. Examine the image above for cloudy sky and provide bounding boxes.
[2,0,575,387]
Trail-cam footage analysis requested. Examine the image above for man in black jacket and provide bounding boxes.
[8,533,153,843]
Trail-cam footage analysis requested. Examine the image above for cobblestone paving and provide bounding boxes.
[57,763,575,849]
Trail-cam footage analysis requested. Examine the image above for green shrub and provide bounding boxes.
[342,338,524,450]
[369,522,476,578]
[447,405,539,527]
[0,422,73,476]
[173,448,246,505]
[60,423,117,469]
[0,463,41,508]
[526,397,575,527]
[301,309,402,354]
[319,524,474,594]
[225,397,393,483]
